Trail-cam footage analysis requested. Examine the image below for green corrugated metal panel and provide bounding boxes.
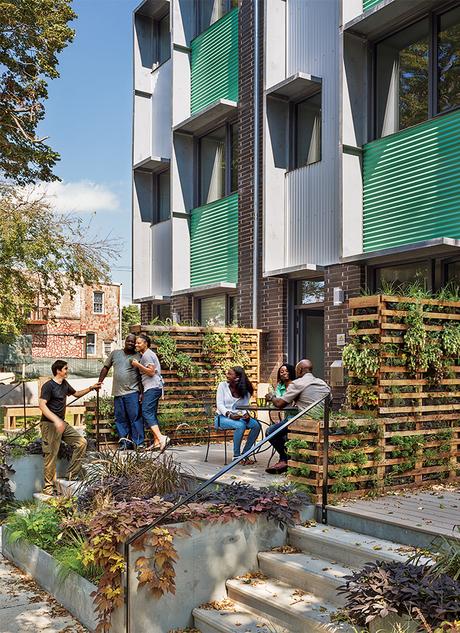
[191,8,238,114]
[363,109,460,252]
[363,0,381,11]
[190,193,238,286]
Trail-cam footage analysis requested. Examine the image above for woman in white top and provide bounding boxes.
[215,366,261,464]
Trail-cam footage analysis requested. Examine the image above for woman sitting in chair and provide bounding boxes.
[215,366,261,464]
[274,363,296,398]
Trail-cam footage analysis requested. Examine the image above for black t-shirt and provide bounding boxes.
[40,379,76,421]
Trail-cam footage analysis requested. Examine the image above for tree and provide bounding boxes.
[0,0,76,184]
[122,305,141,339]
[0,187,119,340]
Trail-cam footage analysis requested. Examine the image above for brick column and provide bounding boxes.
[238,0,287,382]
[170,295,193,322]
[324,263,365,399]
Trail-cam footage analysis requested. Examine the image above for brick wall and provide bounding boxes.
[140,301,154,325]
[238,0,287,382]
[324,263,364,398]
[170,295,193,322]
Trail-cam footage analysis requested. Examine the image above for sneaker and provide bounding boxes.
[159,435,170,452]
[118,438,135,451]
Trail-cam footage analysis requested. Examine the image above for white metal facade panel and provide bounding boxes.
[151,60,172,159]
[284,0,340,268]
[151,220,172,296]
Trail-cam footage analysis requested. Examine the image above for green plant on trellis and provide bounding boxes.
[342,337,379,379]
[155,333,200,378]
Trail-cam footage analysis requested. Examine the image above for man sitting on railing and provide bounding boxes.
[265,359,331,474]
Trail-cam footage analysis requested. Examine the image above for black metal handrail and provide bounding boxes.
[123,394,331,633]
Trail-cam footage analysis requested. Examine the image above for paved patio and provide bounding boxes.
[170,442,287,488]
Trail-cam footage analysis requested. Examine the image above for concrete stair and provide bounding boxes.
[193,523,418,633]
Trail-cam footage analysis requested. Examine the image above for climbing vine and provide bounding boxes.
[155,333,200,378]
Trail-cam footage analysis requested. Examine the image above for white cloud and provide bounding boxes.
[31,180,120,213]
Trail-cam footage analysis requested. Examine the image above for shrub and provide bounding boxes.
[410,527,460,581]
[338,560,460,628]
[6,504,61,552]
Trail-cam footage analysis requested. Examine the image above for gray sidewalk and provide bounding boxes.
[0,553,87,633]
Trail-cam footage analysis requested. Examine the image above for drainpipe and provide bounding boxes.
[252,0,260,329]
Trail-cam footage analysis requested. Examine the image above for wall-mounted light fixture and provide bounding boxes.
[333,287,344,306]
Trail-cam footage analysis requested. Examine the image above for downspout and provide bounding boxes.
[252,0,260,329]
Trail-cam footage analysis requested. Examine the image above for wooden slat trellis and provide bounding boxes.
[288,294,460,501]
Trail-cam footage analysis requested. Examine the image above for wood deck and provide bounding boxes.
[335,485,460,541]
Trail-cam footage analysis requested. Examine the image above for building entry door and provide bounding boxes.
[294,309,325,379]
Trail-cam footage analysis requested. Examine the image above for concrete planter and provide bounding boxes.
[6,454,69,500]
[3,515,289,633]
[2,526,98,632]
[369,613,419,633]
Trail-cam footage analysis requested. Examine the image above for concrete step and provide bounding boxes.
[288,524,416,568]
[258,551,349,606]
[226,576,348,633]
[193,605,289,633]
[32,492,52,503]
[55,479,83,497]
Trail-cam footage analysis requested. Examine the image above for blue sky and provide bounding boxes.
[39,0,139,304]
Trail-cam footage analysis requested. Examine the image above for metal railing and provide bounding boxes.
[122,394,331,633]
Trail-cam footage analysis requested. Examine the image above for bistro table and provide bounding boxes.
[235,404,299,463]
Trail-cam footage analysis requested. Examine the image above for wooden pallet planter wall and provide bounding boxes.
[85,325,260,446]
[288,294,460,501]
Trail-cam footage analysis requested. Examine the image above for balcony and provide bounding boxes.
[27,307,50,324]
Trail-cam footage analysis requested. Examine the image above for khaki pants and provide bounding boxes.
[40,421,87,494]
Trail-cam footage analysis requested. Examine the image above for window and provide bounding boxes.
[158,13,170,66]
[135,11,170,71]
[196,0,238,36]
[199,294,234,326]
[292,92,321,169]
[446,260,460,283]
[103,341,112,357]
[295,280,325,305]
[86,333,96,356]
[199,123,237,205]
[438,7,460,114]
[374,261,431,292]
[153,171,170,224]
[375,7,460,138]
[93,291,104,314]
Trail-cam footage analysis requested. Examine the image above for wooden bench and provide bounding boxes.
[1,404,87,431]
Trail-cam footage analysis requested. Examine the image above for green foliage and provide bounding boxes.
[287,465,311,478]
[442,322,460,357]
[0,189,119,341]
[0,0,76,184]
[155,333,200,378]
[5,503,61,551]
[122,305,140,338]
[342,341,379,379]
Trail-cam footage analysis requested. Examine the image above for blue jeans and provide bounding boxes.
[142,387,162,429]
[266,420,289,462]
[114,392,144,445]
[214,414,261,458]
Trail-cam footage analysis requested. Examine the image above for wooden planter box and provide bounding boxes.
[287,414,460,503]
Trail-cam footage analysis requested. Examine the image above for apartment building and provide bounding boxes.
[25,283,122,360]
[132,0,460,384]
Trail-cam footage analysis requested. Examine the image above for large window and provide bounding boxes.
[199,294,235,326]
[374,261,431,292]
[375,7,460,138]
[292,92,322,169]
[446,260,460,283]
[196,0,238,36]
[135,11,170,70]
[198,123,237,205]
